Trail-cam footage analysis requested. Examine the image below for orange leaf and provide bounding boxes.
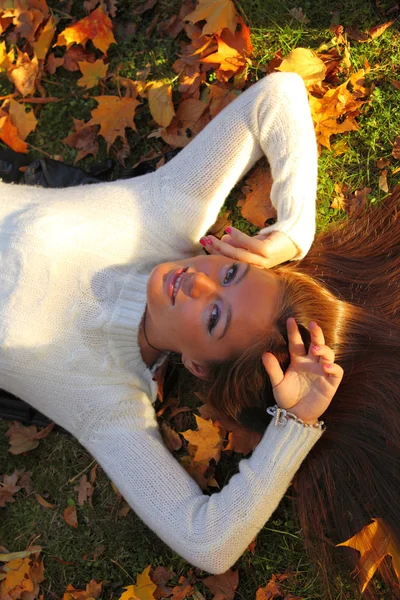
[219,15,253,56]
[337,518,400,592]
[200,37,247,81]
[147,81,175,127]
[369,21,394,40]
[87,95,140,149]
[35,493,55,509]
[186,0,238,36]
[277,48,326,87]
[238,164,276,228]
[181,415,224,464]
[62,579,102,600]
[5,420,54,454]
[77,58,108,88]
[63,505,78,528]
[161,98,210,147]
[0,113,28,153]
[54,6,116,55]
[203,569,239,600]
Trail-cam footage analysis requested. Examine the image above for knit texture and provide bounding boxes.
[0,72,320,573]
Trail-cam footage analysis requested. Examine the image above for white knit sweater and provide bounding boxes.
[0,72,320,573]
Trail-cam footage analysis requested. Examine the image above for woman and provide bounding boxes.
[0,71,364,584]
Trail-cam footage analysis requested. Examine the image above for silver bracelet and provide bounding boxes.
[266,405,325,429]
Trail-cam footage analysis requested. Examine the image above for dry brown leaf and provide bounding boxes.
[35,492,55,509]
[147,81,175,127]
[255,573,289,599]
[0,471,21,507]
[63,118,99,163]
[369,21,394,40]
[186,0,237,36]
[87,95,140,148]
[133,0,159,14]
[378,169,389,193]
[118,502,130,518]
[377,157,390,169]
[63,504,78,528]
[238,164,276,228]
[289,7,310,24]
[161,98,210,147]
[170,571,196,600]
[5,420,54,455]
[181,415,224,464]
[84,0,118,18]
[203,569,239,600]
[337,518,400,592]
[152,565,175,599]
[77,58,108,88]
[161,422,182,452]
[277,48,326,87]
[54,6,116,55]
[208,209,231,238]
[179,455,218,490]
[391,80,400,91]
[392,135,400,160]
[63,46,96,72]
[8,50,39,96]
[74,474,94,507]
[46,52,64,74]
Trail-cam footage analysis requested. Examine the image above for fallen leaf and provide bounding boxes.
[369,21,394,40]
[0,113,28,152]
[152,565,174,599]
[87,95,140,149]
[63,46,96,72]
[161,422,182,452]
[255,573,288,599]
[219,16,253,57]
[8,50,39,96]
[84,0,118,18]
[179,455,218,490]
[0,551,44,598]
[289,7,310,24]
[7,98,38,140]
[46,52,64,74]
[181,415,224,464]
[391,80,400,91]
[62,579,102,600]
[238,164,276,228]
[54,6,116,55]
[74,474,94,507]
[200,37,247,82]
[63,118,99,163]
[277,48,326,87]
[224,427,262,455]
[35,493,55,509]
[119,566,157,600]
[208,209,231,238]
[77,58,108,88]
[171,571,195,600]
[5,420,54,455]
[133,0,159,14]
[0,471,21,507]
[337,518,400,592]
[0,546,42,562]
[147,82,175,127]
[203,569,239,600]
[378,169,389,193]
[161,98,210,147]
[186,0,237,36]
[63,504,78,528]
[392,135,400,160]
[377,157,391,169]
[33,16,56,60]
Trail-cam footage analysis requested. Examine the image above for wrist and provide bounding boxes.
[266,405,324,430]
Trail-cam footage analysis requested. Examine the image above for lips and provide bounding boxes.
[167,268,188,305]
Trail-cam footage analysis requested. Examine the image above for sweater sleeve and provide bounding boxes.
[80,386,322,574]
[155,72,318,259]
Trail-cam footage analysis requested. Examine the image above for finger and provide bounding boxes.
[287,317,307,357]
[262,352,284,388]
[310,344,335,364]
[323,362,344,382]
[309,321,325,347]
[204,236,271,267]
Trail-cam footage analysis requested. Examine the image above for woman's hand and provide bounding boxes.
[200,228,298,268]
[263,318,343,424]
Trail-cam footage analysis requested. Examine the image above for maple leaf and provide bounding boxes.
[33,15,56,60]
[200,37,247,82]
[84,0,118,18]
[0,551,44,598]
[63,118,99,163]
[186,0,237,36]
[277,48,326,88]
[219,15,253,56]
[63,504,78,528]
[161,97,210,147]
[151,565,174,598]
[5,420,54,454]
[8,50,39,96]
[179,455,219,490]
[203,569,239,600]
[0,112,28,153]
[2,6,46,42]
[337,518,400,592]
[77,58,108,88]
[119,566,157,600]
[54,6,116,55]
[62,580,102,600]
[147,82,175,128]
[87,95,140,149]
[237,164,276,228]
[181,415,224,463]
[7,97,38,140]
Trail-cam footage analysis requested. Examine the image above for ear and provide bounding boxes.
[182,356,207,379]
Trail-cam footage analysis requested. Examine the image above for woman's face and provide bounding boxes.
[145,254,280,377]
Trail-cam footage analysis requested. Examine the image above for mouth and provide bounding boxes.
[167,268,188,305]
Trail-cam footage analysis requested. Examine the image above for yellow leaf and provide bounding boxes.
[77,58,108,89]
[134,565,158,600]
[337,518,400,592]
[119,585,138,600]
[181,415,224,464]
[0,41,14,72]
[200,37,246,80]
[8,98,38,141]
[87,95,140,149]
[277,47,326,87]
[186,0,237,36]
[33,16,56,60]
[147,82,175,128]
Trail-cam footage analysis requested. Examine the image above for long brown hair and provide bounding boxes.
[199,188,400,598]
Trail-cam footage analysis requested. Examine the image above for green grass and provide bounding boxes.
[0,0,399,598]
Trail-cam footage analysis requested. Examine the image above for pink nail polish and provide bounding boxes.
[199,238,207,247]
[325,363,333,369]
[206,239,213,245]
[225,227,232,234]
[313,345,320,351]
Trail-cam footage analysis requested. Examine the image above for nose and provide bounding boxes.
[190,272,217,299]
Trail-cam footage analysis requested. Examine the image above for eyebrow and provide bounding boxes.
[217,263,251,341]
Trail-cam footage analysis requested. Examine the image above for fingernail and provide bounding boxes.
[206,239,213,245]
[199,238,207,247]
[312,345,320,351]
[325,363,333,369]
[225,227,232,234]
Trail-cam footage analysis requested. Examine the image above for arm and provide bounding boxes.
[155,72,317,258]
[80,394,321,574]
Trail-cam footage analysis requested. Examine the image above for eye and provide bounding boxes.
[223,263,238,285]
[208,305,219,333]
